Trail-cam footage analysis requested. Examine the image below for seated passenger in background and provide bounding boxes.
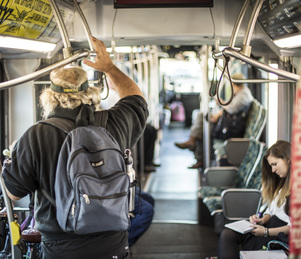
[175,73,254,169]
[139,124,159,172]
[218,140,291,259]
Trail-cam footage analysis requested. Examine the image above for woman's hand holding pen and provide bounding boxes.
[249,213,262,225]
[249,212,266,236]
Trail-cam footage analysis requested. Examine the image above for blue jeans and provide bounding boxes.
[128,190,155,246]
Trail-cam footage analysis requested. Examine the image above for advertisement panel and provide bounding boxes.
[0,0,74,43]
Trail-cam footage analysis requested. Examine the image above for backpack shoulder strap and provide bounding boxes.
[40,188,56,207]
[38,118,75,206]
[39,117,76,134]
[94,110,109,128]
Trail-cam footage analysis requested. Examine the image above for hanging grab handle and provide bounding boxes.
[215,56,234,106]
[209,59,218,97]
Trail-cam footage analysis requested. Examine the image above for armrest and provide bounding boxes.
[203,166,238,187]
[221,188,262,220]
[224,138,251,166]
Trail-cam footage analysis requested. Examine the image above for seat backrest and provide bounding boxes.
[245,142,267,189]
[234,139,265,188]
[222,188,262,220]
[253,107,267,141]
[243,99,266,140]
[224,138,251,166]
[243,100,260,138]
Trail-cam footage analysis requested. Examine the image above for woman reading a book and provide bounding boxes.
[217,140,291,259]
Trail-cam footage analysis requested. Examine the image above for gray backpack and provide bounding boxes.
[40,105,131,234]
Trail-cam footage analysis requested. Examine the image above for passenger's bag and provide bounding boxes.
[40,105,131,234]
[211,109,248,140]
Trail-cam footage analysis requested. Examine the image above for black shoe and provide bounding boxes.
[188,161,203,169]
[175,142,195,151]
[144,165,156,172]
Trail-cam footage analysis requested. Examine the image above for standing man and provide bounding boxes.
[2,36,148,259]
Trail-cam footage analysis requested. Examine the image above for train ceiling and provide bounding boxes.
[0,0,300,59]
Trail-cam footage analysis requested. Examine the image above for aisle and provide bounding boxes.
[130,122,219,258]
[147,121,199,223]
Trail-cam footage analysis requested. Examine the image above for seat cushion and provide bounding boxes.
[199,186,224,198]
[203,196,222,214]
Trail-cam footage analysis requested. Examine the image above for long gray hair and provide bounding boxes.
[40,66,101,119]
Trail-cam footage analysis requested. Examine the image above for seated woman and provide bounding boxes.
[218,140,291,259]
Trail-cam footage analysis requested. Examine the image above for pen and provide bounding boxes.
[255,212,262,224]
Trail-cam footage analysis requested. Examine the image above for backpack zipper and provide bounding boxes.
[81,192,128,204]
[83,194,90,204]
[71,203,76,216]
[68,147,124,173]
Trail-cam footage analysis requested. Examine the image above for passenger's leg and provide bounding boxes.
[188,139,203,169]
[174,136,196,150]
[175,112,203,150]
[144,124,158,169]
[218,228,244,259]
[188,114,204,169]
[128,190,154,247]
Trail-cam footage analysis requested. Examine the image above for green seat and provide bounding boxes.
[200,139,267,215]
[214,99,267,165]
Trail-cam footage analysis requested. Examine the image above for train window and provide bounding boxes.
[160,53,202,93]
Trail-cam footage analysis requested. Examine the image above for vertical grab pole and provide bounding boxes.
[49,0,74,58]
[72,1,109,97]
[0,163,20,259]
[73,0,94,52]
[229,0,250,48]
[241,0,264,56]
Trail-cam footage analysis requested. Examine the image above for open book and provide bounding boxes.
[225,220,255,234]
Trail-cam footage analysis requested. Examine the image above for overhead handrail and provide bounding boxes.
[216,63,296,84]
[0,50,90,90]
[49,0,73,58]
[218,47,300,82]
[211,0,299,101]
[34,79,99,85]
[0,1,108,93]
[210,0,265,105]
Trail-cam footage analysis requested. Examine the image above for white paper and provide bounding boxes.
[225,220,255,234]
[240,250,287,259]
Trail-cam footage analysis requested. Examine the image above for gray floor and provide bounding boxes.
[131,122,219,259]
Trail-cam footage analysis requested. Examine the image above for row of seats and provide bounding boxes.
[198,99,268,233]
[212,99,267,166]
[198,139,266,233]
